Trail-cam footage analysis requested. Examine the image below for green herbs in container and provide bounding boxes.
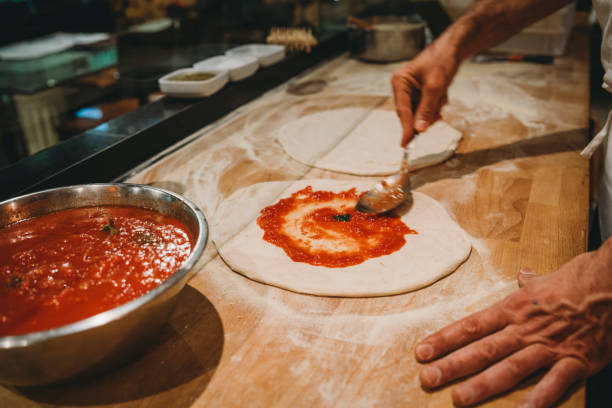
[167,72,216,81]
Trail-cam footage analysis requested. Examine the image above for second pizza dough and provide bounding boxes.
[277,109,462,176]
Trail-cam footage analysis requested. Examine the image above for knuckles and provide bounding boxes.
[423,81,445,95]
[461,316,481,336]
[477,339,498,362]
[504,355,526,379]
[391,67,421,91]
[390,71,409,89]
[501,292,531,318]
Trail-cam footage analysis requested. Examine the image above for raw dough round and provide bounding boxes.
[214,179,471,297]
[277,109,463,176]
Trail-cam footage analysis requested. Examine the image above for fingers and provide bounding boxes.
[517,267,540,288]
[419,326,522,389]
[392,65,449,146]
[415,303,508,363]
[440,93,448,108]
[517,358,587,408]
[414,87,447,133]
[391,71,418,147]
[451,344,555,407]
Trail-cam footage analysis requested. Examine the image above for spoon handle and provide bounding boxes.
[398,132,417,189]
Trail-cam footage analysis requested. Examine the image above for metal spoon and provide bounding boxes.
[355,141,414,214]
[347,16,373,30]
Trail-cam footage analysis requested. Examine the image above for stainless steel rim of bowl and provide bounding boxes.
[0,183,208,349]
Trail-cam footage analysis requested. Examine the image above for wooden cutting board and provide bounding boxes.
[0,25,591,408]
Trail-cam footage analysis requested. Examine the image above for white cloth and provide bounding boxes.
[583,0,612,158]
[600,122,612,240]
[590,0,612,240]
[593,0,612,91]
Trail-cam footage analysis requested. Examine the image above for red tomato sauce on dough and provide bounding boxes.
[257,186,416,268]
[0,206,193,336]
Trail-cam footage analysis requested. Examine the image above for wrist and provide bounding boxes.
[426,31,465,67]
[588,238,612,294]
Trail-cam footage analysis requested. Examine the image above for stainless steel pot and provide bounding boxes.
[349,15,426,62]
[0,183,208,386]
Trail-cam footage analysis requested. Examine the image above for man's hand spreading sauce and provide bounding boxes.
[392,0,577,146]
[391,0,612,406]
[391,42,455,147]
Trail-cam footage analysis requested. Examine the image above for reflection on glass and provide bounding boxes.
[0,0,387,171]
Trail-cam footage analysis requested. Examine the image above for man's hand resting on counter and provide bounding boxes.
[414,238,612,408]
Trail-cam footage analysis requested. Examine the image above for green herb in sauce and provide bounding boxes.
[101,216,118,236]
[168,72,215,81]
[333,214,351,222]
[8,275,21,288]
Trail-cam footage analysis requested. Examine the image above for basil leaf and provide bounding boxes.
[333,214,351,222]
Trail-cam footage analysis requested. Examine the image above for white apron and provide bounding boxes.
[582,1,612,240]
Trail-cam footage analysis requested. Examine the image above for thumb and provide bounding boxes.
[391,71,419,147]
[517,267,539,288]
[414,86,445,133]
[401,121,414,147]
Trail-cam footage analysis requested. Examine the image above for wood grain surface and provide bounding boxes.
[1,26,591,408]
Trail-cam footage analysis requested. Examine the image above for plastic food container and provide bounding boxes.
[193,54,258,82]
[489,3,575,56]
[225,44,285,67]
[0,33,117,93]
[158,68,229,98]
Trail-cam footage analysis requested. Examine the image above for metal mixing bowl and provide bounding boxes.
[0,183,208,386]
[349,15,426,62]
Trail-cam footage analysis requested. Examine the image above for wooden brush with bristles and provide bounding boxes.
[267,28,318,53]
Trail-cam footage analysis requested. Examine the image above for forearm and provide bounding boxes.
[436,0,575,63]
[391,0,575,144]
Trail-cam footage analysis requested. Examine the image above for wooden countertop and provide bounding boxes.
[1,26,590,408]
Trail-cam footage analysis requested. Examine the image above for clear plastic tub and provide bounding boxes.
[439,1,576,56]
[489,3,575,56]
[0,42,117,93]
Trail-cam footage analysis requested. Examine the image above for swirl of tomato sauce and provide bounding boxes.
[257,186,416,268]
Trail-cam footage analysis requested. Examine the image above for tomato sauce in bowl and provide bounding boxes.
[0,205,193,336]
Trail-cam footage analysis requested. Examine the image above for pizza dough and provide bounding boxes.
[213,179,471,297]
[276,108,370,165]
[277,109,463,176]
